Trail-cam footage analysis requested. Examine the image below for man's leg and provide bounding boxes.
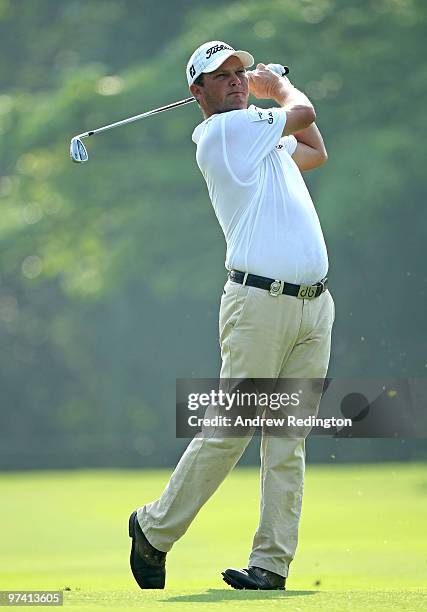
[248,290,335,577]
[137,433,253,551]
[137,279,293,552]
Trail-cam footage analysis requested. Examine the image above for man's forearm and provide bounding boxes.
[293,123,327,156]
[272,81,316,134]
[273,83,314,113]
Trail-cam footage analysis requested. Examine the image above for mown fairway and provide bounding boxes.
[0,463,426,611]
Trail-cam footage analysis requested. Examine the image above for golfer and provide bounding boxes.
[129,40,334,590]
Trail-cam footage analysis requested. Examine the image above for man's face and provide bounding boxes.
[190,56,249,118]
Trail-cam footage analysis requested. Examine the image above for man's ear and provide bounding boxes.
[190,83,202,103]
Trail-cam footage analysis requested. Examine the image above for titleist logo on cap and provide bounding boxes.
[205,43,233,60]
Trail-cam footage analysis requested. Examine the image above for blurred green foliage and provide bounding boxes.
[0,0,426,468]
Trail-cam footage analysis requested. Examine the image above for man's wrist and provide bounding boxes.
[275,85,314,112]
[271,82,296,106]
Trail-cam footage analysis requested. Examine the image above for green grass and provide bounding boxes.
[0,463,426,611]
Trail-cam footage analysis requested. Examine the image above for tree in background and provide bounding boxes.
[0,0,426,468]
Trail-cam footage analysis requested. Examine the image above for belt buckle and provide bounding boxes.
[269,280,284,297]
[297,283,317,300]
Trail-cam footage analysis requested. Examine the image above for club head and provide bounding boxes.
[70,137,89,163]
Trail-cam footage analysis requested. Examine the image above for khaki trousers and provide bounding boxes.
[138,278,335,577]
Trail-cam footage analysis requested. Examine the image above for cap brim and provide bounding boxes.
[202,50,254,74]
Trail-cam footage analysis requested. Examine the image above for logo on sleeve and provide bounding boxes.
[249,106,274,124]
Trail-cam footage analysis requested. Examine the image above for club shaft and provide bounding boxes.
[77,96,196,139]
[74,64,290,141]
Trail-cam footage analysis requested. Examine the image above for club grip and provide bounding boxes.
[266,63,290,77]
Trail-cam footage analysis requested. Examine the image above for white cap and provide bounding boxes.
[186,41,254,86]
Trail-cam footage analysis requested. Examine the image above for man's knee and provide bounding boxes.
[203,433,252,458]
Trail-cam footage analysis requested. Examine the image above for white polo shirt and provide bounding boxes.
[192,105,328,285]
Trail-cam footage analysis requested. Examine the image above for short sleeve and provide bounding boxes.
[222,105,287,183]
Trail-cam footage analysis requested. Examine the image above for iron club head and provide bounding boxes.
[70,137,89,163]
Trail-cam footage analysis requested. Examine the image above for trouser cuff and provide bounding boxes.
[248,556,289,578]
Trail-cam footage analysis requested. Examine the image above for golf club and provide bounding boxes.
[69,64,289,163]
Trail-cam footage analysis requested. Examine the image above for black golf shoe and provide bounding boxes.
[222,565,286,590]
[128,510,166,589]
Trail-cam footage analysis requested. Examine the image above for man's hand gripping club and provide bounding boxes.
[247,63,316,135]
